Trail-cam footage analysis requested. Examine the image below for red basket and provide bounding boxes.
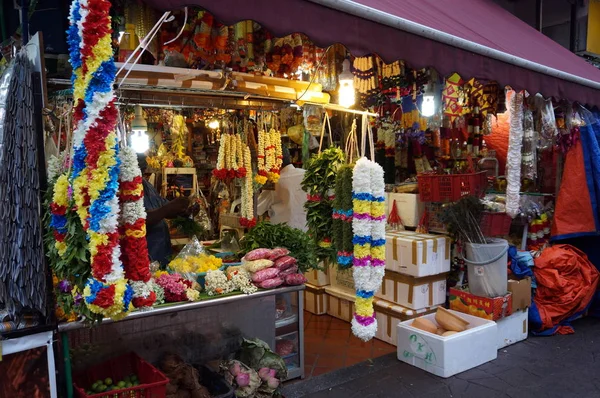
[480,212,512,237]
[417,172,487,202]
[73,352,168,398]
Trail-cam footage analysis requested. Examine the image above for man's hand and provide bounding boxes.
[167,196,191,217]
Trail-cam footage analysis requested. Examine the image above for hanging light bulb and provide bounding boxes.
[338,59,355,108]
[130,105,149,153]
[420,83,436,117]
[208,119,220,130]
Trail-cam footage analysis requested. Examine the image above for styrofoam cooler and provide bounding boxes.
[465,238,509,298]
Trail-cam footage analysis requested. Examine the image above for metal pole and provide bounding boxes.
[535,0,543,32]
[20,0,28,45]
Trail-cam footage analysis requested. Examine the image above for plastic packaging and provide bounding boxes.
[465,238,509,298]
[243,259,274,273]
[252,268,280,283]
[258,277,284,289]
[284,274,307,286]
[243,249,273,261]
[267,248,290,261]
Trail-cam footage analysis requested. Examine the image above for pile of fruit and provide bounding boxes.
[241,248,308,289]
[85,374,140,395]
[168,253,223,274]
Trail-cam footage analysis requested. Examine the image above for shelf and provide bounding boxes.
[275,313,298,329]
[58,285,305,333]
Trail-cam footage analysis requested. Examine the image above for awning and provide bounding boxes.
[144,0,600,106]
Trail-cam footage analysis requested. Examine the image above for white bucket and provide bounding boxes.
[465,238,509,298]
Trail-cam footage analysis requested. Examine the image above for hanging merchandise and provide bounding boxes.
[0,51,46,318]
[352,56,378,106]
[521,108,537,181]
[301,131,345,261]
[351,118,386,342]
[68,0,133,319]
[118,147,156,308]
[332,165,354,269]
[214,131,248,181]
[240,145,256,228]
[171,114,188,160]
[443,73,468,122]
[255,118,283,185]
[505,90,524,218]
[536,94,557,150]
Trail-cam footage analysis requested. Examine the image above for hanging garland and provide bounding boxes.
[118,147,156,308]
[69,0,133,319]
[255,128,268,185]
[255,126,283,185]
[301,147,345,261]
[351,157,386,342]
[240,145,256,228]
[332,165,354,269]
[213,133,248,180]
[49,175,70,257]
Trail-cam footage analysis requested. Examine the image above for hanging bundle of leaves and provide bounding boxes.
[332,165,354,269]
[301,147,345,261]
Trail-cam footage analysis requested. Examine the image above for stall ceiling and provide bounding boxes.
[143,0,600,106]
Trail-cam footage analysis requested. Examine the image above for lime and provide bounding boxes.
[91,382,99,390]
[118,381,126,388]
[104,378,113,386]
[125,382,132,388]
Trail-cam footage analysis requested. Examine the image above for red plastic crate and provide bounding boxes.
[417,171,487,202]
[73,352,168,398]
[480,212,512,237]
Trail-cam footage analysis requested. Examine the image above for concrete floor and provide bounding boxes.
[283,316,600,398]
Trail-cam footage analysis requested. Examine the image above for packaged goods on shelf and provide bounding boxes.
[397,310,497,378]
[376,271,447,310]
[385,230,451,277]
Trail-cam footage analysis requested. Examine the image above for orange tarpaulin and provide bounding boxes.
[532,244,599,334]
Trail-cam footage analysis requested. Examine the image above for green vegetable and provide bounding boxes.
[169,216,207,240]
[240,222,320,273]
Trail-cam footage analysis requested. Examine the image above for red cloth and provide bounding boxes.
[534,245,599,334]
[551,138,596,237]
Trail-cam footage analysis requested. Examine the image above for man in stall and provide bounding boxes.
[137,154,190,266]
[257,145,308,231]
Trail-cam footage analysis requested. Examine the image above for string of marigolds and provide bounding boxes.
[255,128,283,185]
[240,146,256,228]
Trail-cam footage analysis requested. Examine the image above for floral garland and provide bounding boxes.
[154,272,199,302]
[118,146,156,308]
[213,133,248,180]
[69,0,133,319]
[255,129,268,185]
[332,166,354,269]
[49,175,70,257]
[351,157,386,342]
[267,128,282,183]
[240,145,256,228]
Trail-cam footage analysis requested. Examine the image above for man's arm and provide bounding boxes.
[146,197,190,226]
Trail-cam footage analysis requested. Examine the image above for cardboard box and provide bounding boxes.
[325,286,438,346]
[329,263,356,293]
[397,310,497,378]
[449,287,512,321]
[376,270,447,310]
[496,309,528,349]
[304,263,330,287]
[385,230,451,277]
[304,283,328,315]
[508,277,532,312]
[386,193,425,228]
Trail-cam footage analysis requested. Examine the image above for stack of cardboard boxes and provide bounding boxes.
[324,229,451,346]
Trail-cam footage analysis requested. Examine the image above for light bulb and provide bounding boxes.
[208,119,219,129]
[421,95,435,117]
[131,105,148,133]
[131,130,149,153]
[338,59,355,108]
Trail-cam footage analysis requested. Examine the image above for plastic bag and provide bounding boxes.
[303,104,323,135]
[167,236,222,280]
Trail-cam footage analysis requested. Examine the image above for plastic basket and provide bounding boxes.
[73,352,168,398]
[417,171,487,202]
[480,212,512,237]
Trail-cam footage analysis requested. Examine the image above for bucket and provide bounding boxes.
[464,238,509,298]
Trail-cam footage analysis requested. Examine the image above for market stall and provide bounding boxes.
[1,0,600,395]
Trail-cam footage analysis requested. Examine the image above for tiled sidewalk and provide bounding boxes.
[303,312,396,378]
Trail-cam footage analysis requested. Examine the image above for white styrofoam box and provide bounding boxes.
[496,308,528,349]
[376,270,447,310]
[397,310,498,378]
[386,230,451,277]
[387,193,425,227]
[328,263,356,293]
